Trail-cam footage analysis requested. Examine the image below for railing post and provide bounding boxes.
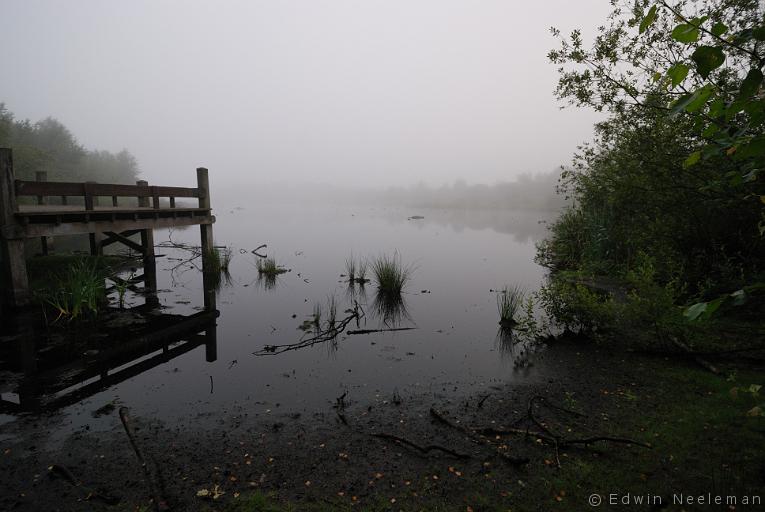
[0,148,31,306]
[197,167,216,311]
[136,180,149,208]
[35,171,50,255]
[85,181,102,255]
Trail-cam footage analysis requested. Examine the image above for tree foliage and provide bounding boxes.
[0,103,139,184]
[540,0,764,324]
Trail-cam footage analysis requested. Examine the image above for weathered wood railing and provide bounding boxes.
[14,178,202,210]
[0,147,216,308]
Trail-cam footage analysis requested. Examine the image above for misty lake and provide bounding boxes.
[0,201,553,443]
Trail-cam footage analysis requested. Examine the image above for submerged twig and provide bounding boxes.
[254,302,365,355]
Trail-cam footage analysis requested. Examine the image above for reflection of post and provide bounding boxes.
[205,319,218,362]
[197,167,216,311]
[0,149,30,307]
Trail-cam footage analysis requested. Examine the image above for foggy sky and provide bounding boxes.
[2,1,610,188]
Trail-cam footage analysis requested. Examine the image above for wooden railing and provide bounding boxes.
[14,175,203,210]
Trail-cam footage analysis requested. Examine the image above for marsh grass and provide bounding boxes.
[344,256,370,285]
[497,284,526,327]
[371,253,412,294]
[356,259,368,284]
[36,258,107,322]
[256,257,289,277]
[326,295,337,329]
[345,256,356,282]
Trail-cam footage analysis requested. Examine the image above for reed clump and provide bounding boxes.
[497,284,526,327]
[256,257,288,277]
[371,253,412,294]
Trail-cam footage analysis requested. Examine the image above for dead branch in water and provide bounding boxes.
[254,302,365,355]
[346,327,416,335]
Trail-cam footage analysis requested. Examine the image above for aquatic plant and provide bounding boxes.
[256,257,288,277]
[497,284,526,327]
[344,256,356,282]
[371,253,412,294]
[313,302,322,328]
[356,259,368,284]
[326,295,337,329]
[37,258,107,322]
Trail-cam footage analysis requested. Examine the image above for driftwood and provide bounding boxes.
[432,396,650,468]
[347,327,416,335]
[255,303,365,355]
[119,407,169,511]
[372,433,470,459]
[430,408,530,466]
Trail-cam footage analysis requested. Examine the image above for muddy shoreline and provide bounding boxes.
[3,341,763,511]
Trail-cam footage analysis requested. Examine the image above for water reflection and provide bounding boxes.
[371,290,412,328]
[0,262,219,415]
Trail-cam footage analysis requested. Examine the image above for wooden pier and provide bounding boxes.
[0,147,216,307]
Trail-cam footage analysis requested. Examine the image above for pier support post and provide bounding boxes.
[0,148,30,307]
[35,171,50,255]
[85,181,103,256]
[197,167,217,312]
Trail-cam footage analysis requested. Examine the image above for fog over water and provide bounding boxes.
[2,0,608,189]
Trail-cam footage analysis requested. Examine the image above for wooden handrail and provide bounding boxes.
[14,180,200,199]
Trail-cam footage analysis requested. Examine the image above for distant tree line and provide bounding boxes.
[369,171,567,211]
[0,103,139,184]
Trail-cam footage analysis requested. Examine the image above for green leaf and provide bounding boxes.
[730,289,747,306]
[667,63,689,87]
[754,26,765,41]
[738,68,763,99]
[639,5,658,34]
[701,124,719,137]
[683,151,701,168]
[692,46,725,78]
[711,22,728,37]
[684,302,709,321]
[671,24,700,43]
[685,85,714,113]
[734,136,765,160]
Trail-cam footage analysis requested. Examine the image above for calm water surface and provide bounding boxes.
[0,201,552,443]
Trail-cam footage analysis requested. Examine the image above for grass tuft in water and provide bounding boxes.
[256,257,288,277]
[371,253,411,294]
[344,256,356,282]
[497,284,525,327]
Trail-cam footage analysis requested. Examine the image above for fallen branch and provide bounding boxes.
[255,302,365,355]
[430,408,530,466]
[119,407,170,512]
[372,433,470,459]
[347,327,416,335]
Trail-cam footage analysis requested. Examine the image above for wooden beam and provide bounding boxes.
[18,212,214,238]
[102,231,145,253]
[0,149,30,306]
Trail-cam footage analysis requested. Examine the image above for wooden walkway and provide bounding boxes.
[0,147,216,307]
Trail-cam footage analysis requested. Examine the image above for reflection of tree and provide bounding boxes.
[372,290,412,328]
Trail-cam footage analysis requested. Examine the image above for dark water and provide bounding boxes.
[0,202,552,445]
